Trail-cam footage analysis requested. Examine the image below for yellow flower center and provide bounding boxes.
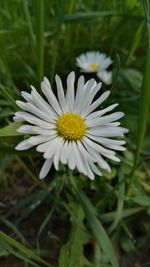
[89,63,98,71]
[57,112,86,140]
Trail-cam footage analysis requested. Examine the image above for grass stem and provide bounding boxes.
[36,0,45,85]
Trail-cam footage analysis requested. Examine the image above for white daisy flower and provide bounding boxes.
[76,51,113,85]
[14,72,128,180]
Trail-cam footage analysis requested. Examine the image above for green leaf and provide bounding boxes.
[59,203,89,267]
[0,122,22,138]
[132,195,150,206]
[118,68,143,92]
[70,177,119,267]
[59,244,70,267]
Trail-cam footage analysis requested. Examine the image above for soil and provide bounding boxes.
[0,258,24,267]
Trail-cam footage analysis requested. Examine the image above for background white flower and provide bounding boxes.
[14,72,128,180]
[76,51,113,85]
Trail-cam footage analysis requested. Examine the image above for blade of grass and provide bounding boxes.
[53,12,143,23]
[108,166,125,233]
[101,207,144,223]
[22,0,36,56]
[50,1,65,83]
[37,175,64,238]
[16,155,45,189]
[36,0,45,85]
[128,0,150,192]
[111,53,121,90]
[0,84,18,108]
[0,240,40,267]
[1,218,26,244]
[134,0,150,166]
[0,231,51,267]
[126,22,144,65]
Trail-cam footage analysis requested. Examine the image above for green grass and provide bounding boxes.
[0,1,150,267]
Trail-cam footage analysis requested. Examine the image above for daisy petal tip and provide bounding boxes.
[43,76,49,85]
[13,116,17,121]
[70,70,75,76]
[39,173,46,180]
[16,128,22,133]
[88,173,95,180]
[55,74,59,81]
[15,143,24,151]
[36,146,43,153]
[90,176,95,181]
[98,81,102,88]
[15,145,20,151]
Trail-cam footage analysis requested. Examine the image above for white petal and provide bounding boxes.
[83,158,95,180]
[41,77,62,115]
[13,114,24,122]
[16,100,27,109]
[36,136,58,152]
[77,140,93,162]
[39,159,52,179]
[28,135,52,145]
[15,140,33,150]
[17,125,37,134]
[72,142,85,174]
[77,141,95,180]
[15,112,56,129]
[83,91,110,117]
[55,74,68,112]
[52,138,64,170]
[87,126,128,137]
[97,70,112,85]
[44,137,64,159]
[67,142,76,170]
[86,112,124,127]
[89,162,102,176]
[18,125,57,136]
[80,82,102,115]
[85,103,118,120]
[106,122,121,127]
[31,86,57,118]
[60,140,69,164]
[86,134,126,151]
[21,91,33,102]
[66,72,75,111]
[75,79,96,113]
[73,75,85,112]
[86,134,126,146]
[83,137,121,162]
[25,102,55,123]
[83,136,115,157]
[86,147,111,172]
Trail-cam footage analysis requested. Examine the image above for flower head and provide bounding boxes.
[14,72,128,180]
[76,51,113,85]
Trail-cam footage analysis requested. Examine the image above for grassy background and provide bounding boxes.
[0,0,150,267]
